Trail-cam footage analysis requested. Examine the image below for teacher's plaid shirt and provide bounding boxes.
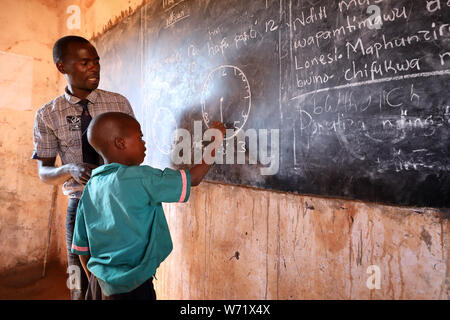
[32,88,135,198]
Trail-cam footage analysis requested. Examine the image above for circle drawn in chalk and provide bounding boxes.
[152,107,178,155]
[201,65,251,140]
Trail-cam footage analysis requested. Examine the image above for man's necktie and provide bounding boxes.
[78,99,99,165]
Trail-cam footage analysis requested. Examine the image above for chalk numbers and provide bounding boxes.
[201,65,252,140]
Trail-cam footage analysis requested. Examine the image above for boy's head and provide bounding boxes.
[88,112,146,166]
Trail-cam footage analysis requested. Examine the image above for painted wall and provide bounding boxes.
[158,184,449,299]
[1,0,448,299]
[0,0,63,283]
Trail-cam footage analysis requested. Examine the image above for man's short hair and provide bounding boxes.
[52,35,90,64]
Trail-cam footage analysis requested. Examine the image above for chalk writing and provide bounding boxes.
[165,3,190,28]
[163,0,186,11]
[207,37,229,57]
[345,24,450,60]
[286,0,450,104]
[292,6,327,30]
[426,0,450,13]
[234,26,258,49]
[344,58,421,81]
[265,19,279,32]
[294,47,343,70]
[440,52,450,66]
[338,0,385,12]
[290,70,450,100]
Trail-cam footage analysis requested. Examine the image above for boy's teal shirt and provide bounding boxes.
[71,163,191,296]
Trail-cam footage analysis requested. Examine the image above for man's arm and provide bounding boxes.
[37,157,96,185]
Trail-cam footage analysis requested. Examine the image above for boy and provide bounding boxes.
[71,112,226,299]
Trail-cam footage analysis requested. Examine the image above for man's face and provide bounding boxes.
[58,41,100,94]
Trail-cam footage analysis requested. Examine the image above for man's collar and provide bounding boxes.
[64,87,99,105]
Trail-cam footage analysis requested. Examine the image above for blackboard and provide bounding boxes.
[94,0,450,208]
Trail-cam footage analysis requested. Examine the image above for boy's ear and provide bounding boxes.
[114,137,126,150]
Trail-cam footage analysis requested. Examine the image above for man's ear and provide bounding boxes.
[56,61,66,74]
[114,137,126,150]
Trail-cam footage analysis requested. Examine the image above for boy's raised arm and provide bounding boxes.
[189,121,226,187]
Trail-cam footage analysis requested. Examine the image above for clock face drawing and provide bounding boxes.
[201,65,251,140]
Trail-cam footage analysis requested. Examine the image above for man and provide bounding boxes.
[32,35,135,300]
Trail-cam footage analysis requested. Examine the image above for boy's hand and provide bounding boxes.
[209,121,226,142]
[189,121,226,187]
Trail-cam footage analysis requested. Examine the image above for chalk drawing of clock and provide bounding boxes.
[200,65,251,140]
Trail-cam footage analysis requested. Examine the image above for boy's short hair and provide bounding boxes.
[52,35,91,64]
[88,112,138,156]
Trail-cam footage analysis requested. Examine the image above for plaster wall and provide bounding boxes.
[0,0,63,280]
[158,184,449,299]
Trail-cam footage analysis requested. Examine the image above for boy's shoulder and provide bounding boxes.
[91,164,181,184]
[115,165,184,187]
[82,165,160,198]
[117,164,161,177]
[103,164,167,182]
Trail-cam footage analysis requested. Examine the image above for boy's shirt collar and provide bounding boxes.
[92,163,128,177]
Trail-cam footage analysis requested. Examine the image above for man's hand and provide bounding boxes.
[69,163,98,185]
[37,157,97,186]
